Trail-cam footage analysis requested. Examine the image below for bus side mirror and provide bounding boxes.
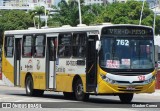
[96,40,101,52]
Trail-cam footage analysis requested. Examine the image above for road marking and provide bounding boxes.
[0,97,13,100]
[14,98,32,102]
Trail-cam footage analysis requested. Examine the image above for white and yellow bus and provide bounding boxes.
[2,24,156,103]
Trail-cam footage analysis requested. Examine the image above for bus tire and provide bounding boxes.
[74,79,89,101]
[119,93,133,103]
[25,75,35,96]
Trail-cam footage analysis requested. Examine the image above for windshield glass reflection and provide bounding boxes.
[100,37,154,69]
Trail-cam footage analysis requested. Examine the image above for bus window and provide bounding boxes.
[5,36,14,57]
[58,33,72,57]
[34,35,45,57]
[22,35,33,57]
[72,33,86,58]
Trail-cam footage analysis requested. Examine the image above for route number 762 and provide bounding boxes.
[116,40,129,46]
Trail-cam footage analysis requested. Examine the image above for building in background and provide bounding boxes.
[1,0,54,7]
[84,0,103,5]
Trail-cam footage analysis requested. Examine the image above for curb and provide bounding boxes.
[0,80,5,86]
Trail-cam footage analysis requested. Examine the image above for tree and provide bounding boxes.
[49,0,79,26]
[44,1,160,34]
[155,15,160,34]
[34,6,45,28]
[0,10,33,45]
[28,10,36,28]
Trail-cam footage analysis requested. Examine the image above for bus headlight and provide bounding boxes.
[100,74,116,84]
[144,76,155,84]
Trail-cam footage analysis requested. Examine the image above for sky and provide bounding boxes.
[54,0,61,6]
[0,0,3,6]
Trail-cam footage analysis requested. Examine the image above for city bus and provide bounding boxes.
[2,24,156,103]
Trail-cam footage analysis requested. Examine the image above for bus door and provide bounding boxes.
[86,35,98,92]
[14,36,22,86]
[46,34,58,89]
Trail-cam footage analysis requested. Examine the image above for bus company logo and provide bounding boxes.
[37,60,40,70]
[25,59,33,71]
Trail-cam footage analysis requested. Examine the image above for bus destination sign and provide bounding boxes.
[102,26,153,35]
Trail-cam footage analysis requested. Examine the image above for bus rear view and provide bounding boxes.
[98,25,155,103]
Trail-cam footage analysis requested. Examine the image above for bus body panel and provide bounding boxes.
[56,74,86,92]
[55,57,86,92]
[2,50,14,86]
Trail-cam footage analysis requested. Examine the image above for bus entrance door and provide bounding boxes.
[86,35,98,92]
[46,35,57,89]
[14,37,22,86]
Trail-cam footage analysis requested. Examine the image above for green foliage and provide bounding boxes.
[155,16,160,34]
[0,10,33,45]
[33,6,45,28]
[0,10,33,30]
[48,0,79,27]
[48,1,160,34]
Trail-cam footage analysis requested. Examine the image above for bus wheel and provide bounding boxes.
[25,76,35,96]
[119,93,133,103]
[74,79,89,101]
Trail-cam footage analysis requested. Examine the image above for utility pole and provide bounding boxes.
[44,0,48,27]
[78,0,82,25]
[153,6,157,35]
[139,0,145,25]
[153,0,159,35]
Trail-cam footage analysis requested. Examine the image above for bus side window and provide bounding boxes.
[58,33,72,58]
[72,33,86,58]
[4,36,14,57]
[22,35,33,57]
[34,35,45,57]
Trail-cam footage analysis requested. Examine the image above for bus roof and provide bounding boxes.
[4,24,153,35]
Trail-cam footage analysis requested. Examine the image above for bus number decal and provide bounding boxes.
[66,61,77,66]
[138,75,145,81]
[116,40,129,46]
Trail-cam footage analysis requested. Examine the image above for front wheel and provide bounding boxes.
[74,79,89,101]
[119,93,133,103]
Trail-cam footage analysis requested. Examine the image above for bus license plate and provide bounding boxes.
[126,86,135,90]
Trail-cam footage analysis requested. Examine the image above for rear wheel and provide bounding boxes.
[74,79,89,101]
[119,93,133,103]
[25,75,34,96]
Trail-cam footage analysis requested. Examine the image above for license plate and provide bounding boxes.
[126,86,135,90]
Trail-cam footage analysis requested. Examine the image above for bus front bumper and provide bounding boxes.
[97,80,155,94]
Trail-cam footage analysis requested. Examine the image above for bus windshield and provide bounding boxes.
[99,36,154,70]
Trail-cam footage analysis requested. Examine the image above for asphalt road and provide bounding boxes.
[0,86,160,111]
